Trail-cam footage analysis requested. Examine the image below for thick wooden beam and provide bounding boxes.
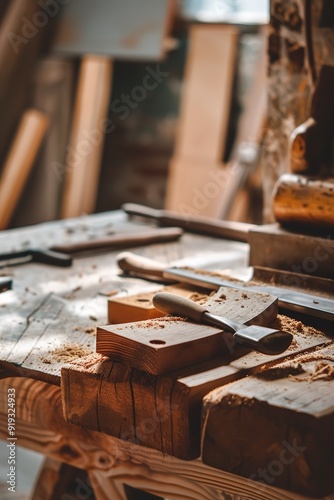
[202,343,334,497]
[0,377,315,500]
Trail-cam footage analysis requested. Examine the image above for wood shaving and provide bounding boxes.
[272,314,324,337]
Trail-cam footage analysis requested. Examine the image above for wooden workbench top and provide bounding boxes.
[0,210,248,384]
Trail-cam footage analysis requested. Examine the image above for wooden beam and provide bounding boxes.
[0,376,318,500]
[202,342,334,497]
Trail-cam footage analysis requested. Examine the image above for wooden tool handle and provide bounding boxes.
[272,174,334,231]
[50,227,183,254]
[116,252,168,278]
[0,109,48,229]
[153,292,206,322]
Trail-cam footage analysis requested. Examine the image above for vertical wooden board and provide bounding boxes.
[166,159,238,217]
[175,25,238,162]
[60,57,113,218]
[0,110,48,229]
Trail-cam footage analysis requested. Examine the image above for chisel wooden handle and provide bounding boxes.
[273,174,334,231]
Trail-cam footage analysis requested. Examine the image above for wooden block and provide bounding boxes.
[201,342,334,497]
[108,284,208,323]
[63,316,328,460]
[249,223,334,279]
[98,287,278,374]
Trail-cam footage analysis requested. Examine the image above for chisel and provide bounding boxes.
[117,252,334,322]
[153,292,293,355]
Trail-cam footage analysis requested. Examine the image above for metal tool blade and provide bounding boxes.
[163,267,334,322]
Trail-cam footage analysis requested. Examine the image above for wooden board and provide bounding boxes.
[201,342,334,498]
[63,316,328,460]
[165,25,238,215]
[108,284,207,323]
[60,56,113,218]
[53,0,174,60]
[248,223,334,280]
[98,287,278,374]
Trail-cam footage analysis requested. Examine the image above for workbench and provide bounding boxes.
[0,211,333,500]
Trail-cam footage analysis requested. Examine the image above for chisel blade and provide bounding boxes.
[164,267,334,322]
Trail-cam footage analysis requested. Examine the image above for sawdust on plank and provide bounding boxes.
[42,344,92,364]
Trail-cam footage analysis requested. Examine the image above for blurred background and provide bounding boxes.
[0,0,270,230]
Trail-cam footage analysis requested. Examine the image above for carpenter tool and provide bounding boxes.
[0,227,182,268]
[0,277,12,293]
[122,203,255,242]
[152,292,292,355]
[116,252,334,321]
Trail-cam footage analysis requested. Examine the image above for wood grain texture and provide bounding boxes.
[98,287,278,374]
[0,376,323,500]
[61,56,113,218]
[64,318,327,460]
[0,109,48,229]
[202,342,334,497]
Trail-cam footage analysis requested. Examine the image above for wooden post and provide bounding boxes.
[61,56,113,218]
[0,109,48,229]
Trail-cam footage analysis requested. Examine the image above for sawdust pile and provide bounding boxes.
[42,344,92,364]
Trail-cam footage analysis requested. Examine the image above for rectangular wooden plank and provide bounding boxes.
[98,287,278,374]
[173,25,238,162]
